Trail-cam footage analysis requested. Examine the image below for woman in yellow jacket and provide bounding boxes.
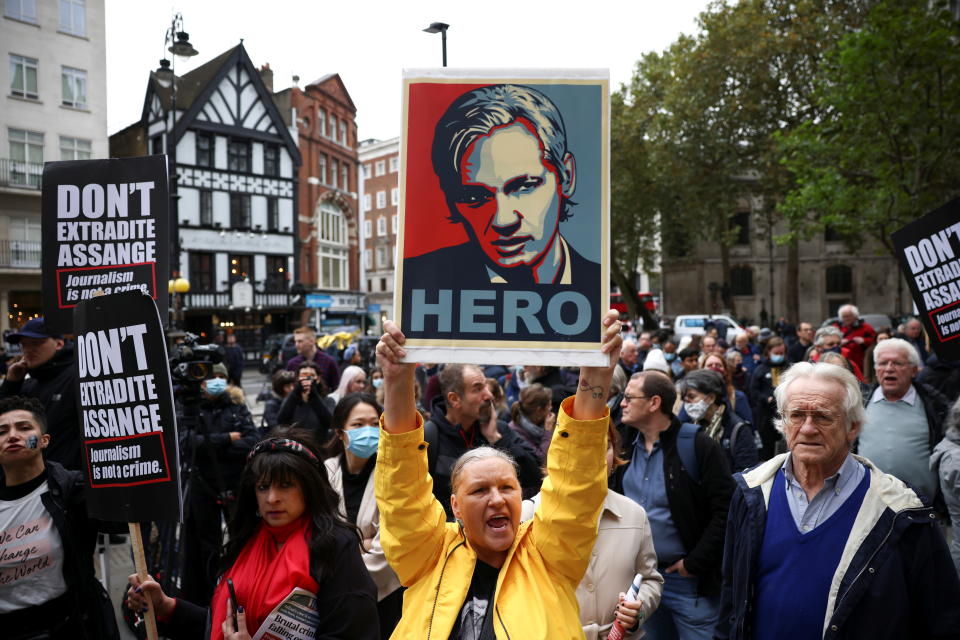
[374,311,622,639]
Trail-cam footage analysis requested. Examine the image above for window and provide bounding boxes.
[730,266,754,296]
[318,108,327,137]
[363,193,371,212]
[264,144,280,176]
[228,138,251,172]
[229,254,253,282]
[199,190,213,226]
[189,252,214,291]
[389,156,398,173]
[339,121,347,146]
[59,0,85,36]
[367,279,372,292]
[375,160,385,176]
[329,115,338,142]
[377,217,386,236]
[10,54,38,99]
[265,256,286,292]
[267,197,279,231]
[61,66,86,108]
[5,0,37,22]
[376,191,386,209]
[318,154,327,185]
[390,187,399,206]
[319,202,346,245]
[826,265,852,295]
[196,133,213,167]
[824,225,843,243]
[230,193,251,228]
[8,128,42,187]
[331,158,339,189]
[363,219,371,238]
[732,211,750,246]
[59,136,91,160]
[376,246,388,268]
[341,161,349,191]
[364,163,371,177]
[391,214,398,234]
[380,277,388,292]
[150,135,163,155]
[364,249,372,269]
[320,247,347,290]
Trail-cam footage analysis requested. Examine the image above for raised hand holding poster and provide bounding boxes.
[395,69,609,366]
[42,155,169,333]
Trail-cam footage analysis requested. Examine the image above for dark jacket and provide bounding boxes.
[787,339,812,364]
[179,393,259,491]
[0,345,81,470]
[611,417,735,596]
[277,386,335,444]
[224,344,245,382]
[716,454,960,640]
[749,359,789,458]
[1,462,121,640]
[261,393,284,431]
[285,350,341,392]
[427,396,542,519]
[164,525,379,639]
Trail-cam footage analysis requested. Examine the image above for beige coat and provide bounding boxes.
[324,455,401,601]
[523,489,663,639]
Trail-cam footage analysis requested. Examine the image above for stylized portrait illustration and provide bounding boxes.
[396,71,608,365]
[404,84,599,287]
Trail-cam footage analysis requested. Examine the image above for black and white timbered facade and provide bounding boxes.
[130,44,302,349]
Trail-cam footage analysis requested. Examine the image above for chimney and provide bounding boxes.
[259,63,274,92]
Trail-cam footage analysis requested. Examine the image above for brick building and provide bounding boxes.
[358,137,399,332]
[273,74,366,330]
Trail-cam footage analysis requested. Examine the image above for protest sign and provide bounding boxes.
[395,69,610,367]
[42,155,169,334]
[891,197,960,361]
[73,291,181,523]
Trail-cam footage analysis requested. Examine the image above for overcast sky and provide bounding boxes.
[105,0,711,140]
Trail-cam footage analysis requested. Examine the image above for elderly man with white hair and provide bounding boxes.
[830,304,876,371]
[858,337,951,504]
[715,361,960,640]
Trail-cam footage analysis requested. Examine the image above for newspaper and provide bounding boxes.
[251,587,319,640]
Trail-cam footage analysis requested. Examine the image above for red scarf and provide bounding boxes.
[210,516,319,639]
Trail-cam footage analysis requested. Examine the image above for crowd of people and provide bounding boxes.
[2,306,960,639]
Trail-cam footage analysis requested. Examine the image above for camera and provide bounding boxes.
[169,332,223,384]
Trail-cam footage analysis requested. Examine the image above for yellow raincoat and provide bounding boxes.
[375,396,609,639]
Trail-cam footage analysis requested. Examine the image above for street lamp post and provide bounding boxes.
[154,14,198,330]
[423,22,449,67]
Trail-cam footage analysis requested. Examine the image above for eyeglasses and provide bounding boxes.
[875,360,910,369]
[782,408,842,429]
[623,394,649,402]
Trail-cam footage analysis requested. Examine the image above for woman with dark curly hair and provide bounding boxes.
[127,426,378,639]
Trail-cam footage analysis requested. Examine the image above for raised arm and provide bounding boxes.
[376,321,418,434]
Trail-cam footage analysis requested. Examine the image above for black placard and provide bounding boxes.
[73,291,181,523]
[42,155,169,334]
[891,197,960,361]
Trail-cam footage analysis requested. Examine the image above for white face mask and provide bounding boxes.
[684,399,710,422]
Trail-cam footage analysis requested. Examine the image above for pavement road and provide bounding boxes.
[101,364,273,638]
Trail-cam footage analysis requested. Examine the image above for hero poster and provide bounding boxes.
[395,69,609,367]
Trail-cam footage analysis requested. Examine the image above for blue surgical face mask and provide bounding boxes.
[346,426,380,458]
[770,353,785,364]
[205,378,227,396]
[663,352,677,362]
[372,378,383,389]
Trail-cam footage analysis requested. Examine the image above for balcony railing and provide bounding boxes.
[183,291,292,310]
[0,158,43,190]
[0,240,41,269]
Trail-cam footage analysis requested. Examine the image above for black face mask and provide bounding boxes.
[823,346,842,354]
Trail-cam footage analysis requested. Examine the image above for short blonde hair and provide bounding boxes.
[294,326,317,340]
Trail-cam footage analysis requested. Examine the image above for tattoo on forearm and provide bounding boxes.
[579,380,605,399]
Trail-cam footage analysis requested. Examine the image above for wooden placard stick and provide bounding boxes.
[128,522,159,640]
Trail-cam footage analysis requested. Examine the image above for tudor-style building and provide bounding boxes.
[111,44,301,357]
